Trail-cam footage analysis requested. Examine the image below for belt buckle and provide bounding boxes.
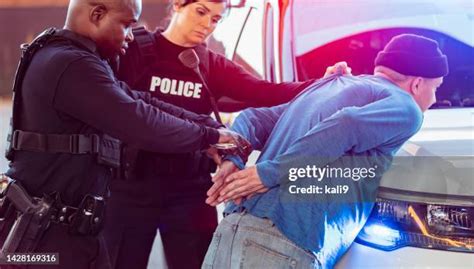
[70,134,99,154]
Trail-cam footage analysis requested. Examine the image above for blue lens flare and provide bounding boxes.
[357,223,401,249]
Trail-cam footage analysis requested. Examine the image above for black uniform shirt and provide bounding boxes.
[6,29,221,206]
[128,33,215,114]
[119,31,316,113]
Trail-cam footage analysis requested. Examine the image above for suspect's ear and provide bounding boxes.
[410,77,423,96]
[90,4,108,25]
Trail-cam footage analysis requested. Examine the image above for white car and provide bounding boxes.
[212,0,474,268]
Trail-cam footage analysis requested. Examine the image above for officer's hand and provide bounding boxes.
[216,129,253,162]
[217,129,241,144]
[206,147,222,165]
[323,61,352,77]
[216,166,269,204]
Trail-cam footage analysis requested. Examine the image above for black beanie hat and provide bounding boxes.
[374,34,449,78]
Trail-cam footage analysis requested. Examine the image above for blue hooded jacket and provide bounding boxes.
[225,75,423,268]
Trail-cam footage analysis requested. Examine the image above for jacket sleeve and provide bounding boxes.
[222,104,288,169]
[122,82,224,129]
[53,55,219,153]
[209,52,315,109]
[231,104,288,151]
[256,93,423,188]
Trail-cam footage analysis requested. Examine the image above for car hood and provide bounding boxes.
[380,108,474,197]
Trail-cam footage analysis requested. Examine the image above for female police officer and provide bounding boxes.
[103,1,351,268]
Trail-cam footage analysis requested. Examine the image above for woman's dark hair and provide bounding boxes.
[180,0,229,7]
[161,0,230,28]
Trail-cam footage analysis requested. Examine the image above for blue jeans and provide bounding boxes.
[202,212,320,269]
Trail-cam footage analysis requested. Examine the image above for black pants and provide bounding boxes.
[3,223,103,269]
[103,178,218,269]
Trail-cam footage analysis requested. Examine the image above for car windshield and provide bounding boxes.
[293,3,474,110]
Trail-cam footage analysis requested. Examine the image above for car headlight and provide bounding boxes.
[356,188,474,253]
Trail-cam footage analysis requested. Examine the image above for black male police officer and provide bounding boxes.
[2,0,246,268]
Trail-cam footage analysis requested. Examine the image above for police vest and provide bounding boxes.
[127,28,215,115]
[116,28,217,179]
[5,28,121,168]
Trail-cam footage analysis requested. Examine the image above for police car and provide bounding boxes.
[212,0,474,267]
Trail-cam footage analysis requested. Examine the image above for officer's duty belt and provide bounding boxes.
[10,130,99,154]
